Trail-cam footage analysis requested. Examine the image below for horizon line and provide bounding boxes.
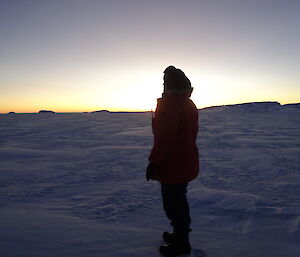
[1,101,300,114]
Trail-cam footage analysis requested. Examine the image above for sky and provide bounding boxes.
[0,0,299,113]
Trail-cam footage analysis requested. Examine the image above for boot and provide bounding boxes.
[159,233,191,257]
[159,242,191,257]
[163,231,177,244]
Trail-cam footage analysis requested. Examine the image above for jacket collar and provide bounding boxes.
[161,89,192,98]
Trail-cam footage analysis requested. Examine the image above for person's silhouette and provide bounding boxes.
[147,65,199,257]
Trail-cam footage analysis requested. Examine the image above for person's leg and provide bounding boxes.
[160,183,192,256]
[161,183,191,241]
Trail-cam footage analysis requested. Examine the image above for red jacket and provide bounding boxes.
[149,94,199,183]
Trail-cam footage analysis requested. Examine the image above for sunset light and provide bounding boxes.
[1,1,299,113]
[1,2,300,256]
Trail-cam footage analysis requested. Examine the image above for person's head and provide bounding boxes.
[163,66,193,95]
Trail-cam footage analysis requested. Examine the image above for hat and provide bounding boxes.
[163,66,192,91]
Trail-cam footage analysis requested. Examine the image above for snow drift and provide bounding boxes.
[0,103,299,257]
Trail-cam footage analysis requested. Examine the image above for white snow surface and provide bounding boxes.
[0,109,300,257]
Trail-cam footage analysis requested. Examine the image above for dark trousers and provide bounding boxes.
[161,183,191,240]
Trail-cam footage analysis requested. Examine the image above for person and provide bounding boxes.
[146,65,199,257]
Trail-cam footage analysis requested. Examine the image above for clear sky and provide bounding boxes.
[1,0,299,113]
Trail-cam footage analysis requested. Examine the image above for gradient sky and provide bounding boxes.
[1,0,299,113]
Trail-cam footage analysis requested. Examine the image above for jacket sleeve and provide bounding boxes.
[149,99,180,165]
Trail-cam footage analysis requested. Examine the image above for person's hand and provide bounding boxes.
[146,162,158,181]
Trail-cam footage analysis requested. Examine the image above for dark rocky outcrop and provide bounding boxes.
[39,110,55,114]
[91,110,110,113]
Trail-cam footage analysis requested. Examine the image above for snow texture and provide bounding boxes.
[0,105,300,257]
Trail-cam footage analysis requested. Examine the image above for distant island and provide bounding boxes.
[91,110,110,113]
[39,110,56,114]
[200,101,300,112]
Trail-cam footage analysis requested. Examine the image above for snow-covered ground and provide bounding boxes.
[0,104,300,257]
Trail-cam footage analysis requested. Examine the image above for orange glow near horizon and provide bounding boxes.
[1,67,300,113]
[1,78,299,114]
[1,2,300,113]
